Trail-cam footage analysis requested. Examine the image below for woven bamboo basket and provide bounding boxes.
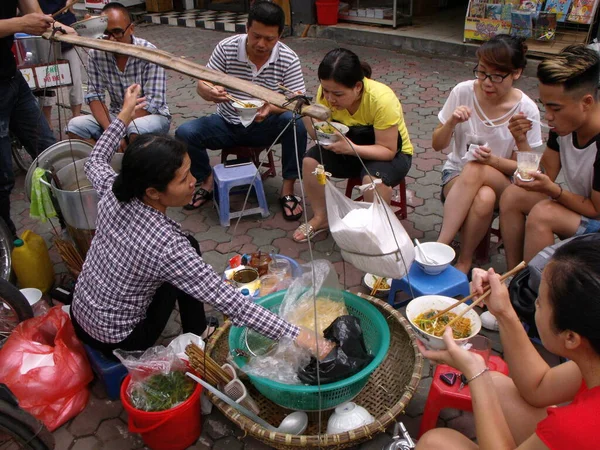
[202,293,423,449]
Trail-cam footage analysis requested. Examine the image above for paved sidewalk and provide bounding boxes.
[10,23,551,449]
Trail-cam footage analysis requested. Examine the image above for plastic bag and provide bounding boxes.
[114,346,194,412]
[242,260,344,384]
[0,306,93,431]
[299,315,374,385]
[325,179,415,279]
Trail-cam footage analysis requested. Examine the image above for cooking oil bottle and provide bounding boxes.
[11,230,54,293]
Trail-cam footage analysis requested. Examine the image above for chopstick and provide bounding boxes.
[278,84,296,94]
[444,262,527,329]
[527,117,553,129]
[52,0,79,18]
[370,276,383,296]
[429,261,527,322]
[201,81,247,107]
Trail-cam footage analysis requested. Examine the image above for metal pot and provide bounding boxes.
[40,155,122,230]
[14,33,61,66]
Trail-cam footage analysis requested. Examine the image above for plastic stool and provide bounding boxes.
[346,177,408,219]
[213,163,270,227]
[84,344,128,400]
[387,263,470,307]
[221,146,276,180]
[418,355,509,437]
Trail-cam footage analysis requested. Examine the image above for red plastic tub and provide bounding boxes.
[121,374,202,450]
[316,0,340,25]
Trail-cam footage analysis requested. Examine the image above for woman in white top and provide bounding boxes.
[433,34,543,273]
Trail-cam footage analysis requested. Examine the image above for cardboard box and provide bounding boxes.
[146,0,173,12]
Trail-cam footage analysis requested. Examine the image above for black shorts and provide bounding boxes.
[305,145,412,187]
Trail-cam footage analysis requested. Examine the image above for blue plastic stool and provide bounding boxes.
[387,263,470,307]
[213,163,270,227]
[83,344,128,400]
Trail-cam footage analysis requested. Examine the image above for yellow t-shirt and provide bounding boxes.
[316,78,413,156]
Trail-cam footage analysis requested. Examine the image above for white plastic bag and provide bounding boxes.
[325,180,415,279]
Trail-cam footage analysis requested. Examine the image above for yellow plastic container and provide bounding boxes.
[12,230,55,293]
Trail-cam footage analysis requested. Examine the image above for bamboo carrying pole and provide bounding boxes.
[41,31,330,121]
[52,0,79,18]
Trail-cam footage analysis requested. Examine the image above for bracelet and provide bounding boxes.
[551,184,563,201]
[465,367,490,384]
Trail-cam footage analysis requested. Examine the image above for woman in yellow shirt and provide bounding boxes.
[293,48,413,243]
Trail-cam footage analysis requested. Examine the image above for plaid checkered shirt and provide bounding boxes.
[85,36,171,118]
[72,119,299,344]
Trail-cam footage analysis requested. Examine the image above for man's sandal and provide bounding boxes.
[184,187,213,210]
[293,223,328,243]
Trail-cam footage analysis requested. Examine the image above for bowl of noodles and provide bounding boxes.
[405,295,481,350]
[232,99,265,120]
[313,121,350,145]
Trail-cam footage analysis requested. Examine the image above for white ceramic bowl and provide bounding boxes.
[362,273,392,298]
[414,242,455,275]
[313,121,350,145]
[19,288,42,306]
[232,99,265,120]
[326,402,375,435]
[406,295,482,350]
[72,16,108,39]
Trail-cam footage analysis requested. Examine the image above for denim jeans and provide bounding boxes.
[0,70,56,235]
[175,112,307,182]
[66,113,171,140]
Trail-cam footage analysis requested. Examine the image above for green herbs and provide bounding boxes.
[129,371,195,412]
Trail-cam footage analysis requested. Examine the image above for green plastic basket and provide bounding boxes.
[229,289,390,411]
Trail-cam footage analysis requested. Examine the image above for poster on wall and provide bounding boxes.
[567,0,600,24]
[545,0,573,22]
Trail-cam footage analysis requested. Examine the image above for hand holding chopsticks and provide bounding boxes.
[429,262,527,327]
[201,80,247,107]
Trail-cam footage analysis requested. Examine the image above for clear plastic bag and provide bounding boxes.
[114,346,194,412]
[242,260,345,384]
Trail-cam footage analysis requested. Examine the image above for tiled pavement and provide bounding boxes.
[10,22,556,449]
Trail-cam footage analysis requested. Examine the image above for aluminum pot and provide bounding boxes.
[14,33,61,66]
[40,155,123,230]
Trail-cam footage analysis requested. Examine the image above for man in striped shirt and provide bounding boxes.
[175,1,307,220]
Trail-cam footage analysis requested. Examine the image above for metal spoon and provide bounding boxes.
[186,372,308,435]
[414,239,439,265]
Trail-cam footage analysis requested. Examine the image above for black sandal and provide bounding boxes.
[184,187,213,210]
[279,195,303,221]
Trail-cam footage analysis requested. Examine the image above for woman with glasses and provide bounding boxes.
[433,34,542,277]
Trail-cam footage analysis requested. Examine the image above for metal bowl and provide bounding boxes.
[14,33,61,66]
[25,140,93,201]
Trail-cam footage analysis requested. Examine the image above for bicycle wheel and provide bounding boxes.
[10,135,33,174]
[0,219,13,282]
[0,279,33,349]
[0,413,53,450]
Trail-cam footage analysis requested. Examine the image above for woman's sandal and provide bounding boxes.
[293,223,328,243]
[279,195,303,221]
[184,187,213,210]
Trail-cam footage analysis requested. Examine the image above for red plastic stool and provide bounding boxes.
[418,355,509,438]
[345,177,408,219]
[221,146,277,180]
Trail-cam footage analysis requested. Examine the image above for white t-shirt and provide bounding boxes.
[439,80,543,172]
[547,131,600,198]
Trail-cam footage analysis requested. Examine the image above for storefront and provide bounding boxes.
[337,0,600,55]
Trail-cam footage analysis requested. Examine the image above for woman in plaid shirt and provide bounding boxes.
[70,84,332,359]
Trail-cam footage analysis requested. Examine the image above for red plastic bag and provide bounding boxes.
[0,306,93,431]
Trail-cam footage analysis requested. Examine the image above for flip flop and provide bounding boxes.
[279,195,303,221]
[293,223,328,243]
[184,187,213,210]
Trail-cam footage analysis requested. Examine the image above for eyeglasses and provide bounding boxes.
[103,22,132,39]
[473,66,511,84]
